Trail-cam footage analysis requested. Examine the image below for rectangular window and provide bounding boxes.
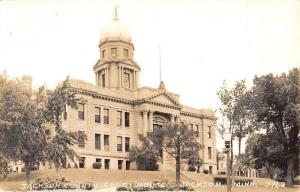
[195,125,199,137]
[126,161,130,170]
[117,111,122,126]
[78,104,84,120]
[117,136,122,152]
[95,134,101,150]
[105,159,110,170]
[96,158,101,163]
[78,131,85,148]
[124,72,130,88]
[208,147,212,159]
[123,49,128,57]
[102,49,106,58]
[125,112,130,127]
[180,122,184,126]
[104,108,109,124]
[104,135,109,152]
[189,124,194,131]
[101,73,105,88]
[125,137,130,152]
[118,160,123,170]
[111,48,117,57]
[208,126,211,138]
[95,107,101,123]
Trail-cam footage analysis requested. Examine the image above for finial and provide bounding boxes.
[114,5,119,21]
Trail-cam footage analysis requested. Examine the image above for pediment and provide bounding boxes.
[142,92,181,108]
[150,95,176,106]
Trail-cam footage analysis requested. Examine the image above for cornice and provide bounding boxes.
[180,111,216,121]
[93,59,140,70]
[71,87,215,120]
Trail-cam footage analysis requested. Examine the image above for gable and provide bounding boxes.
[150,94,177,106]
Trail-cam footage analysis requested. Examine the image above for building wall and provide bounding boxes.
[63,90,217,174]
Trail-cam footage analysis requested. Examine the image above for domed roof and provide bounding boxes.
[100,10,132,44]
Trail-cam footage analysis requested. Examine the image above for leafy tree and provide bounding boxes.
[249,68,299,187]
[0,76,47,184]
[129,135,159,170]
[0,75,85,185]
[217,80,253,155]
[44,77,86,170]
[147,123,201,182]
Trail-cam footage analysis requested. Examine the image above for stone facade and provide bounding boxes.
[63,10,217,174]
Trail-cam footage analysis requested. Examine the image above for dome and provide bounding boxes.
[100,14,132,44]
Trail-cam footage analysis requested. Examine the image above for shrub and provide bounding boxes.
[93,162,101,169]
[214,177,227,185]
[21,166,39,172]
[188,166,196,172]
[293,178,300,185]
[116,179,193,191]
[234,179,254,185]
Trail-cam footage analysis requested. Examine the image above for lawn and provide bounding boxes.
[0,168,192,191]
[0,168,299,192]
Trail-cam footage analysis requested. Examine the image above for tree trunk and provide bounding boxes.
[176,156,180,182]
[25,162,30,186]
[238,137,242,155]
[286,157,294,187]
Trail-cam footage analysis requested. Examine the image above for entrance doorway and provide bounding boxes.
[209,166,213,174]
[79,157,85,168]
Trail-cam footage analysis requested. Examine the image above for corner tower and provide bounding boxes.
[94,8,140,90]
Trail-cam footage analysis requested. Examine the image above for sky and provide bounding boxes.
[0,0,299,152]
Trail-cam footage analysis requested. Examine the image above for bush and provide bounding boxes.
[293,178,300,185]
[203,170,209,174]
[93,162,101,169]
[21,166,39,172]
[188,166,196,172]
[117,179,193,191]
[136,160,159,171]
[214,177,227,185]
[234,179,254,185]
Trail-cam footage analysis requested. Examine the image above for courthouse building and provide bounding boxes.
[63,10,217,173]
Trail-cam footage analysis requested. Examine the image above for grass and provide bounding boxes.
[0,169,299,191]
[0,168,192,191]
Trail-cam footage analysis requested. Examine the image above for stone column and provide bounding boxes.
[118,67,121,87]
[148,111,153,132]
[95,72,98,86]
[143,111,148,135]
[105,69,108,87]
[175,115,180,124]
[120,67,123,87]
[170,115,175,124]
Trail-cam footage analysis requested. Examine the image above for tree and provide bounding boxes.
[129,135,159,170]
[147,123,201,182]
[0,75,85,185]
[44,77,86,170]
[249,68,299,187]
[217,80,253,155]
[0,76,48,184]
